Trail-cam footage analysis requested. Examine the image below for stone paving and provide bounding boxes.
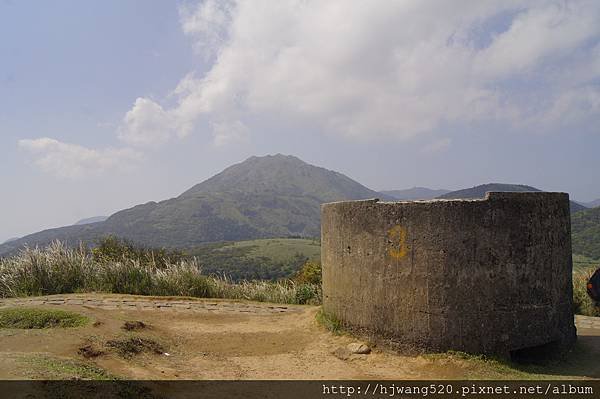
[0,294,303,315]
[0,294,598,329]
[576,314,600,330]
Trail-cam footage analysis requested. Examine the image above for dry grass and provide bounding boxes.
[0,242,321,305]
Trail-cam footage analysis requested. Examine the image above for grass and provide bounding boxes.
[20,354,116,380]
[0,307,88,329]
[0,242,321,305]
[315,308,343,334]
[218,238,321,263]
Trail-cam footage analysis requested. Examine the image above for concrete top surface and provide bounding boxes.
[322,191,569,206]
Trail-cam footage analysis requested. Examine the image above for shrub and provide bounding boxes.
[294,260,322,285]
[573,267,600,317]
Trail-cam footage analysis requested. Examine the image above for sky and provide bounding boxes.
[1,0,599,243]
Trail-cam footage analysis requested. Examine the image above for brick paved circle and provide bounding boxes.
[0,294,303,315]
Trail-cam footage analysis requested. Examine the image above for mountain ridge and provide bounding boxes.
[0,154,385,256]
[75,216,108,226]
[380,187,451,200]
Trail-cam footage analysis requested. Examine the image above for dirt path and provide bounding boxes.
[0,294,598,380]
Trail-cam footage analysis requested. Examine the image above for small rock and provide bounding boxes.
[122,321,147,331]
[332,347,352,360]
[347,343,371,354]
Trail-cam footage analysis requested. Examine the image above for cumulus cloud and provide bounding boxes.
[179,0,235,58]
[19,138,142,179]
[117,98,178,147]
[117,0,600,146]
[211,120,249,147]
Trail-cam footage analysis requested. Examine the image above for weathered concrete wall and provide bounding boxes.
[321,192,576,355]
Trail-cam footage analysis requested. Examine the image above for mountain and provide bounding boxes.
[583,199,600,208]
[572,206,600,260]
[0,154,385,256]
[2,237,19,245]
[380,187,451,200]
[437,183,587,213]
[75,216,108,225]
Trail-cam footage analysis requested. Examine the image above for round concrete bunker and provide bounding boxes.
[321,192,576,356]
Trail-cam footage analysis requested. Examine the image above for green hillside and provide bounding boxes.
[437,183,587,213]
[215,238,321,263]
[572,206,600,260]
[0,154,385,256]
[188,238,320,281]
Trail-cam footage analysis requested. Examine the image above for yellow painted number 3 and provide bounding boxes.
[387,225,408,260]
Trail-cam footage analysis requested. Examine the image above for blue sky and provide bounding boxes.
[1,0,599,243]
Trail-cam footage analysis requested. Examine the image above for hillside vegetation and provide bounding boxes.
[572,206,600,260]
[188,238,320,281]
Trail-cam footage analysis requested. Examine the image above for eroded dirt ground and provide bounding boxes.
[0,294,599,380]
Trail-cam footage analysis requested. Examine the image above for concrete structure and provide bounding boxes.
[321,192,576,356]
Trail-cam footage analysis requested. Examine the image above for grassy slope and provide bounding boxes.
[187,238,321,281]
[571,206,600,260]
[217,238,321,263]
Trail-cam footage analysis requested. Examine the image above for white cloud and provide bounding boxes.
[118,0,600,146]
[117,98,178,147]
[19,138,142,179]
[474,1,600,77]
[179,0,235,58]
[211,120,249,147]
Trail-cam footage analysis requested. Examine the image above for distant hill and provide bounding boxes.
[583,199,600,208]
[2,237,19,245]
[437,183,587,213]
[0,154,386,256]
[75,216,108,225]
[380,187,450,200]
[572,206,600,260]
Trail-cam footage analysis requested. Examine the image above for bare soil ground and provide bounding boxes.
[0,294,598,380]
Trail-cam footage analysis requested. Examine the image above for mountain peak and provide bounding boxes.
[243,153,306,165]
[181,154,373,202]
